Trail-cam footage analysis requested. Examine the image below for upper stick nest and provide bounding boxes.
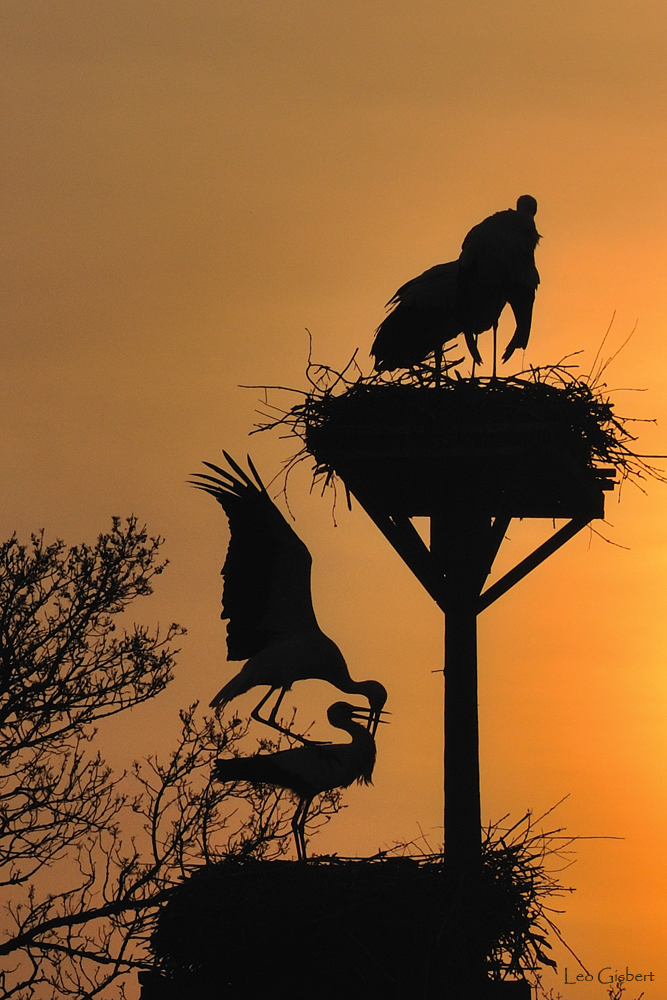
[251,352,664,499]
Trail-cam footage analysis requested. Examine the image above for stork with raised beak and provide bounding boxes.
[213,700,378,860]
[371,195,540,376]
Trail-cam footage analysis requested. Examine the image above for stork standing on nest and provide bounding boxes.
[191,453,388,741]
[371,195,540,377]
[214,700,378,860]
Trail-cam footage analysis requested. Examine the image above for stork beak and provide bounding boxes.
[369,712,391,736]
[350,706,390,735]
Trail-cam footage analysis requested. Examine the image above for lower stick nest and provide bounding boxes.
[143,811,576,999]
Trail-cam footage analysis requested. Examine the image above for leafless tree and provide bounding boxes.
[0,518,340,999]
[0,518,180,890]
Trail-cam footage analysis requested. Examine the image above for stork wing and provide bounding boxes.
[191,453,318,660]
[372,260,462,371]
[503,282,538,361]
[386,259,459,310]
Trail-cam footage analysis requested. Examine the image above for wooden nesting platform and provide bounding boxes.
[304,382,616,519]
[139,857,534,1000]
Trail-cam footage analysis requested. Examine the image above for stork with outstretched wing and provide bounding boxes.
[191,453,387,742]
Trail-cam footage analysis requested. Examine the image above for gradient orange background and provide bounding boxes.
[2,3,667,996]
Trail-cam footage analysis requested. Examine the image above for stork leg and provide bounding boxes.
[250,686,282,728]
[434,343,442,388]
[292,795,314,861]
[266,686,288,725]
[492,322,498,379]
[251,687,296,738]
[251,688,329,746]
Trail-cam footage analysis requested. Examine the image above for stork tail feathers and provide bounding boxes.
[213,755,266,784]
[502,335,522,364]
[209,670,254,710]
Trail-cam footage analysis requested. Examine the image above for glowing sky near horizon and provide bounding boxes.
[2,2,667,995]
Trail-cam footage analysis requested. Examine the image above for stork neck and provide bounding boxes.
[337,675,362,696]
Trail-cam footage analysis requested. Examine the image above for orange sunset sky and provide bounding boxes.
[3,2,667,996]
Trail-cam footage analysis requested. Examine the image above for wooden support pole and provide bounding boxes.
[432,509,492,998]
[431,512,487,863]
[443,597,482,861]
[349,495,599,999]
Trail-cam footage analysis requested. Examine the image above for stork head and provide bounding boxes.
[516,195,538,217]
[352,680,388,735]
[327,701,363,728]
[326,699,387,730]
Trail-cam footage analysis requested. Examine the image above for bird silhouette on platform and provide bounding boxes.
[213,700,377,860]
[191,452,388,741]
[371,195,540,375]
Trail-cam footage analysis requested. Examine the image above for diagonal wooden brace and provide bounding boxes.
[351,493,450,612]
[477,515,592,613]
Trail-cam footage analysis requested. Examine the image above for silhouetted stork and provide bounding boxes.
[371,195,540,374]
[213,701,377,860]
[191,453,388,740]
[371,259,481,372]
[458,194,540,365]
